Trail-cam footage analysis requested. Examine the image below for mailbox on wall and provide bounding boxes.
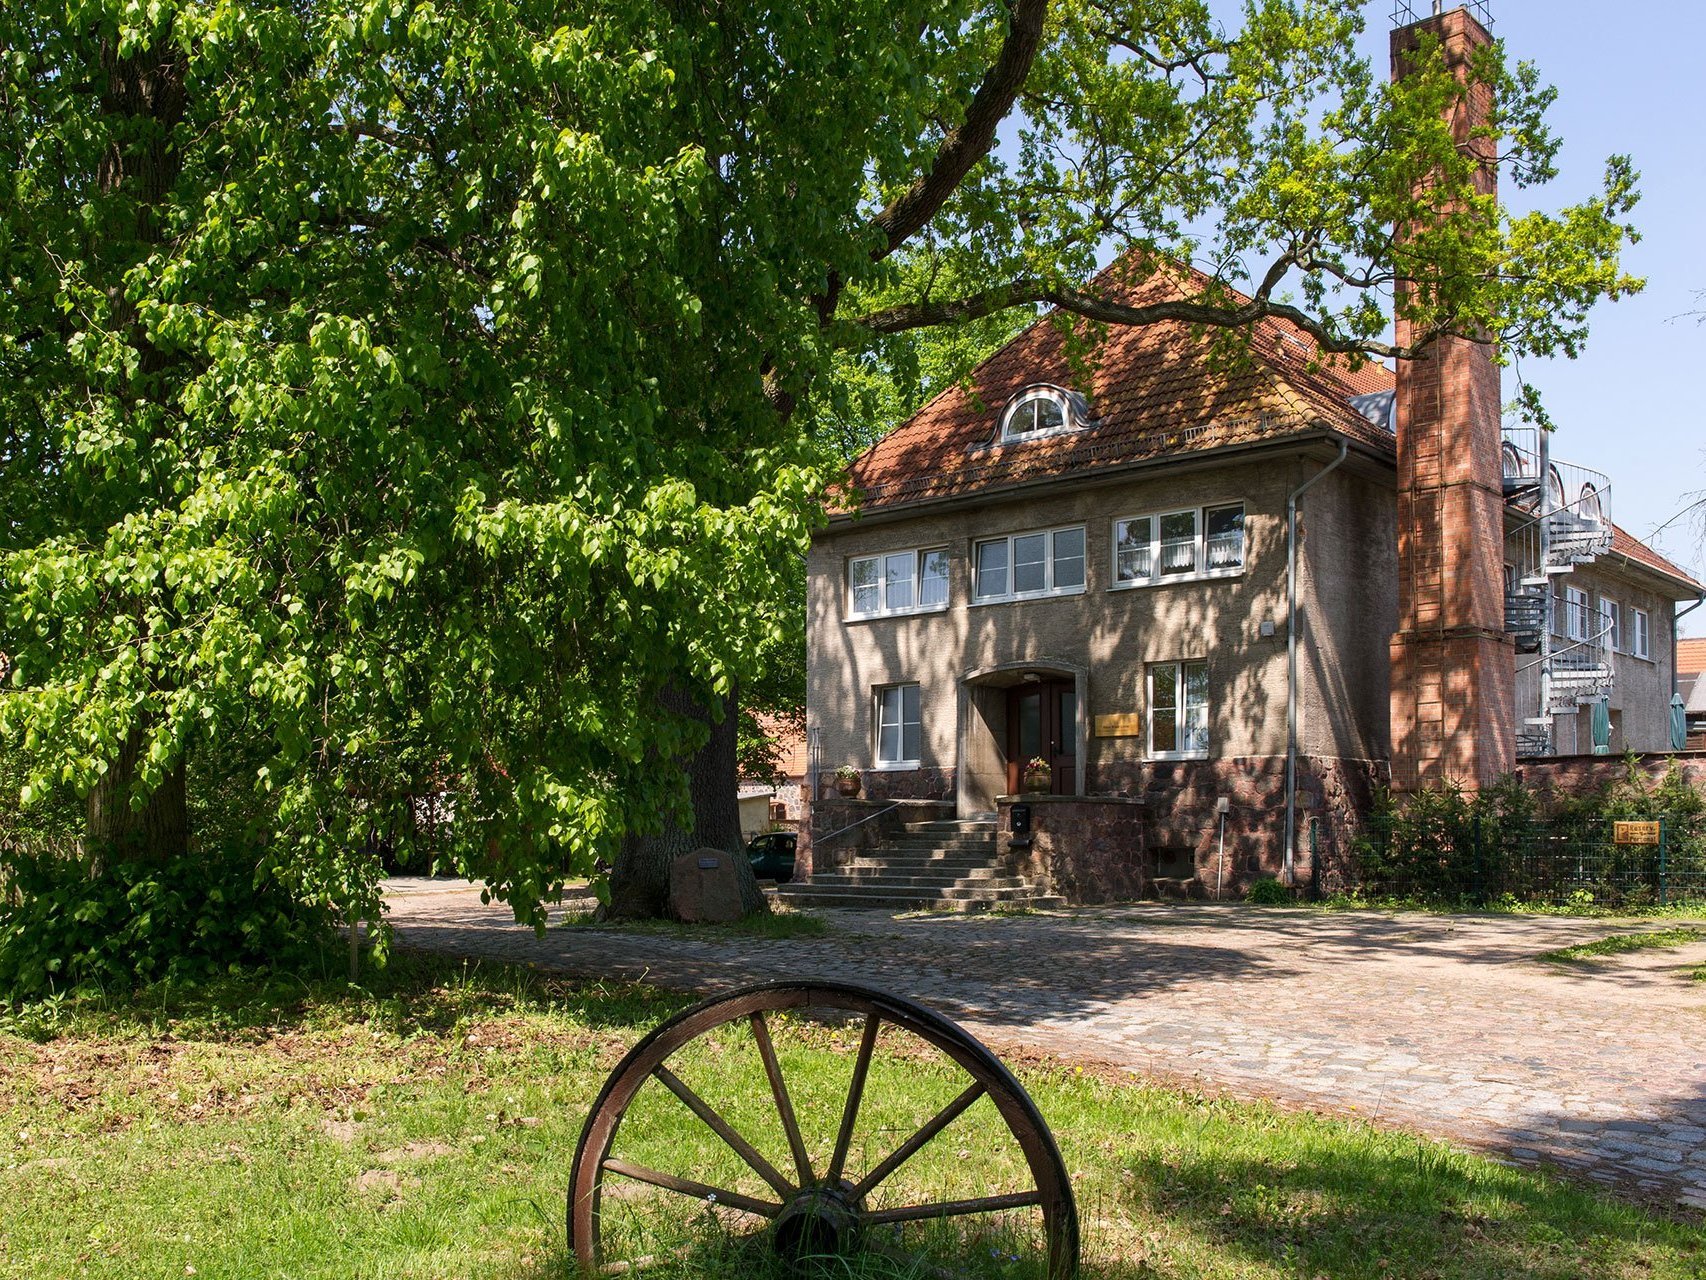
[1010,803,1032,836]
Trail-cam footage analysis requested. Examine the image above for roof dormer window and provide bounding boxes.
[1000,385,1082,442]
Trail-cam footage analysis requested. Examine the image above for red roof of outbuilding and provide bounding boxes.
[839,260,1396,515]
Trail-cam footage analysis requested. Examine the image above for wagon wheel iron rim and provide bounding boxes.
[567,980,1079,1279]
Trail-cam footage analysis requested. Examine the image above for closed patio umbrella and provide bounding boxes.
[1590,697,1612,755]
[1672,694,1688,752]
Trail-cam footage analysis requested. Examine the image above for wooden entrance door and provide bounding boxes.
[1006,681,1077,796]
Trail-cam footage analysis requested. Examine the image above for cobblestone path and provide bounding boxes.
[385,879,1706,1210]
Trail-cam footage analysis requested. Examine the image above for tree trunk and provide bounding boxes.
[85,726,189,874]
[604,685,769,919]
[79,37,191,875]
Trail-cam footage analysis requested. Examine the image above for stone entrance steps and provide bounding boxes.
[779,819,1062,913]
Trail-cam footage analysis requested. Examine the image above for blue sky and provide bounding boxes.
[1371,2,1706,630]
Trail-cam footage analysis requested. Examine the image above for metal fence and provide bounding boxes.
[1318,813,1706,908]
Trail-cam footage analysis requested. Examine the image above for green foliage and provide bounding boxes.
[1245,876,1293,905]
[1350,769,1706,908]
[0,846,335,1003]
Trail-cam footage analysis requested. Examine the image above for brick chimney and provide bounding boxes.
[1388,5,1515,792]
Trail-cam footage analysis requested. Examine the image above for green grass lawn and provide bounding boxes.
[2,953,1702,1279]
[1536,928,1706,965]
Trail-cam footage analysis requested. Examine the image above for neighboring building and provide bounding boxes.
[800,5,1704,900]
[737,713,808,832]
[1681,637,1706,749]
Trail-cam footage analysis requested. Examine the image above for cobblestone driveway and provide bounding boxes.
[385,879,1706,1210]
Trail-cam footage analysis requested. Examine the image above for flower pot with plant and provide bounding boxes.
[834,765,862,798]
[1022,756,1052,794]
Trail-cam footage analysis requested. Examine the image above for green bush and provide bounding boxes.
[0,845,336,1003]
[1245,877,1293,905]
[1348,763,1706,908]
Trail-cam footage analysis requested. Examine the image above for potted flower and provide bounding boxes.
[834,765,862,798]
[1022,756,1052,794]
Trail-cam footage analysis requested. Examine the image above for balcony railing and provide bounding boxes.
[1501,426,1612,529]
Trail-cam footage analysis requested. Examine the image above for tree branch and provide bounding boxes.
[845,257,1474,361]
[868,0,1048,260]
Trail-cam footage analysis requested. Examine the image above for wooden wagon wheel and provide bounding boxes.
[568,980,1079,1278]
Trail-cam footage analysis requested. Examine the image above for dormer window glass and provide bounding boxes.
[1001,386,1075,441]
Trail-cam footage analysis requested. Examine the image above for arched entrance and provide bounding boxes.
[956,660,1087,815]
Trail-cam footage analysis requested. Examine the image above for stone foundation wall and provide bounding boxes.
[1093,754,1388,894]
[811,766,956,804]
[1515,752,1706,801]
[798,796,955,879]
[995,795,1147,904]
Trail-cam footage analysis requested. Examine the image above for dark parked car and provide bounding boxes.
[746,831,797,883]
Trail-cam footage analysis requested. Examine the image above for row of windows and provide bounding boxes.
[870,660,1210,767]
[1553,584,1651,659]
[848,503,1247,619]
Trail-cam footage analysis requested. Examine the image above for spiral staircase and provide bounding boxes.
[1501,428,1615,758]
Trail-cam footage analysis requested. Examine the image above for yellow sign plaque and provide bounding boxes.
[1613,820,1661,846]
[1094,713,1142,738]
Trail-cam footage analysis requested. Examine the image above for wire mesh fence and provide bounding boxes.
[1321,812,1706,908]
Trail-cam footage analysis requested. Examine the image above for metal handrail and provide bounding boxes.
[813,801,901,848]
[1518,612,1614,675]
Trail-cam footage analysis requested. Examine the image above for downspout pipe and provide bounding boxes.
[1284,437,1349,884]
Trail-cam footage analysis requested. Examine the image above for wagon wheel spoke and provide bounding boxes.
[651,1064,794,1198]
[599,1157,781,1220]
[826,1011,880,1186]
[864,1189,1046,1226]
[849,1080,986,1200]
[749,1010,815,1187]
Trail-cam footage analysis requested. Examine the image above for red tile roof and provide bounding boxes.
[1608,523,1704,594]
[1677,637,1706,676]
[840,259,1396,514]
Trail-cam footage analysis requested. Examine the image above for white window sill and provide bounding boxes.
[846,604,951,624]
[1109,567,1244,591]
[1147,751,1210,762]
[871,760,921,771]
[969,586,1087,608]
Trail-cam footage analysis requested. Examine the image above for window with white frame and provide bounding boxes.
[1149,660,1209,758]
[875,683,921,766]
[1632,608,1651,659]
[1113,503,1245,587]
[1564,585,1590,642]
[972,526,1086,602]
[1600,598,1621,652]
[1000,385,1075,441]
[848,548,949,618]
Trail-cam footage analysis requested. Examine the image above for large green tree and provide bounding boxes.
[1,0,1639,925]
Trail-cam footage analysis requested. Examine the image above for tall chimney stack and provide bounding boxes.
[1388,4,1515,792]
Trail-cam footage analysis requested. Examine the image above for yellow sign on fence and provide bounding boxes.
[1613,820,1661,846]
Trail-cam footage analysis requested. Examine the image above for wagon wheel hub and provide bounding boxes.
[773,1180,864,1259]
